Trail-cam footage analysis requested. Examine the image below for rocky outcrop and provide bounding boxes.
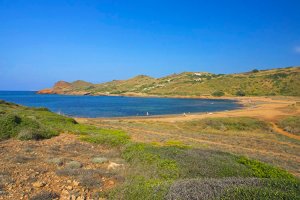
[37,81,72,94]
[37,88,54,94]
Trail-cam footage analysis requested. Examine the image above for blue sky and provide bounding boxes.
[0,0,299,90]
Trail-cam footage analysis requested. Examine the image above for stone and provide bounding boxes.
[32,181,45,188]
[71,195,77,200]
[108,180,114,185]
[76,196,85,200]
[107,162,124,170]
[66,186,73,190]
[73,180,80,186]
[61,189,71,200]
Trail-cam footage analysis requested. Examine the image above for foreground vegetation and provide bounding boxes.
[39,66,300,96]
[0,100,299,199]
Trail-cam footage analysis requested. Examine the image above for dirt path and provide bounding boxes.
[270,122,300,140]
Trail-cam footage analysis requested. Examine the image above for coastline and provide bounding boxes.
[75,96,300,122]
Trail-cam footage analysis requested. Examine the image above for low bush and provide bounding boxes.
[17,128,54,140]
[212,90,225,97]
[80,127,129,147]
[0,114,21,139]
[238,156,295,180]
[108,176,171,200]
[0,111,58,140]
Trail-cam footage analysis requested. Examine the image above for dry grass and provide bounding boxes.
[166,178,261,200]
[82,116,300,177]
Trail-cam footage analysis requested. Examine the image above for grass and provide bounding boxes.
[185,117,270,132]
[79,126,129,147]
[166,178,300,200]
[220,179,300,200]
[107,143,299,199]
[0,100,129,147]
[278,116,300,136]
[238,156,296,180]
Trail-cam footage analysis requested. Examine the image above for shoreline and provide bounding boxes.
[75,96,300,122]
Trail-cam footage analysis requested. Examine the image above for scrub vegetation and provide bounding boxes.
[0,100,299,199]
[40,66,300,97]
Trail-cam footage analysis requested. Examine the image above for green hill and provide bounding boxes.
[38,66,300,96]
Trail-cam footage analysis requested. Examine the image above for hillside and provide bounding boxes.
[38,66,300,96]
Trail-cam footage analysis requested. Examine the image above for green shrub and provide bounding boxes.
[109,177,171,200]
[212,91,225,97]
[122,143,180,180]
[0,114,21,139]
[80,128,129,147]
[238,156,295,180]
[17,128,57,140]
[221,181,300,200]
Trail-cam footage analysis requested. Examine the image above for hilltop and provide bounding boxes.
[38,66,300,97]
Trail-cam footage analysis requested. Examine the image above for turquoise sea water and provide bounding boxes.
[0,91,242,118]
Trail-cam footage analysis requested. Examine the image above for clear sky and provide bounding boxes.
[0,0,299,90]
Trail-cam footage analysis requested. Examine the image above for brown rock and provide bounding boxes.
[32,181,45,188]
[73,180,80,186]
[37,88,54,94]
[66,186,73,190]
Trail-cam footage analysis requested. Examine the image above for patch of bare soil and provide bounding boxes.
[0,134,125,200]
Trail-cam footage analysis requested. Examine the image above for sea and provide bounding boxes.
[0,91,242,118]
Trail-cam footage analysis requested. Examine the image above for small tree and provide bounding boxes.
[252,69,259,73]
[236,90,246,96]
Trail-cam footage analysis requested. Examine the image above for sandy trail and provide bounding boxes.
[270,122,300,140]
